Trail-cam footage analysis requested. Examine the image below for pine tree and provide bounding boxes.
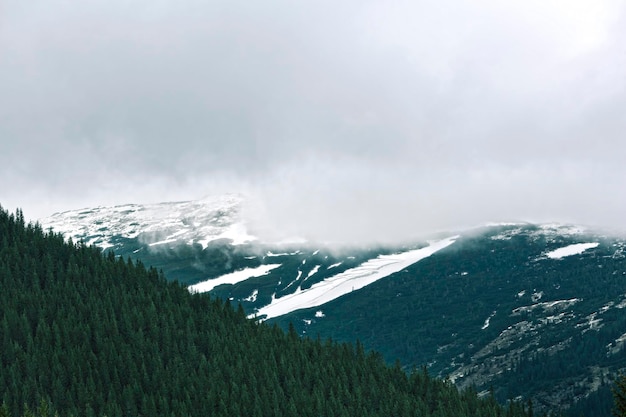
[0,206,536,417]
[613,374,626,417]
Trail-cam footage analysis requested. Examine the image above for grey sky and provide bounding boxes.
[1,0,625,243]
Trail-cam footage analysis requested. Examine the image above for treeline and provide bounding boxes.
[1,206,534,417]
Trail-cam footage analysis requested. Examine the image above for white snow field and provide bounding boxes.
[545,242,599,259]
[250,236,458,320]
[40,194,256,250]
[188,264,281,293]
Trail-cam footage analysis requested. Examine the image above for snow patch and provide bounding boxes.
[250,236,458,320]
[327,262,342,269]
[40,195,257,250]
[545,242,599,259]
[305,265,321,280]
[188,264,281,293]
[577,312,604,332]
[512,298,581,315]
[482,311,496,330]
[489,223,586,242]
[266,250,300,257]
[284,270,303,290]
[490,227,524,241]
[243,289,259,302]
[315,311,325,318]
[149,238,179,247]
[539,223,586,236]
[484,222,526,227]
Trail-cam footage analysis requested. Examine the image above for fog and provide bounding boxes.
[1,0,625,243]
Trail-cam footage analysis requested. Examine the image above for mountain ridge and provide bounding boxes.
[39,197,626,415]
[4,204,535,417]
[40,194,256,251]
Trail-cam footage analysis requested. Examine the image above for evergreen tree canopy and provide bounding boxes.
[0,205,536,417]
[613,374,626,417]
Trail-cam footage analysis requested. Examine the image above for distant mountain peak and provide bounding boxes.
[40,194,256,251]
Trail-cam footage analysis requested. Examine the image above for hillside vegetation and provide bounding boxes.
[276,226,626,415]
[38,198,626,415]
[0,206,536,417]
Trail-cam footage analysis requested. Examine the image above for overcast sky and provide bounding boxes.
[1,0,625,243]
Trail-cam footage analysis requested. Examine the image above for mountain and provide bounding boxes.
[273,223,626,416]
[0,205,535,417]
[41,197,626,416]
[41,194,255,251]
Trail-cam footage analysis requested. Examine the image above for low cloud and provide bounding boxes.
[1,0,625,242]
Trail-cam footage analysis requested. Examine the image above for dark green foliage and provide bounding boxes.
[612,374,626,417]
[273,226,626,415]
[0,205,534,416]
[111,236,261,286]
[568,384,614,417]
[110,233,388,303]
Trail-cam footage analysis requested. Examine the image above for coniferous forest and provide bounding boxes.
[0,205,539,417]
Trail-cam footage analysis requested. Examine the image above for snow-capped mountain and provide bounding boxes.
[40,197,626,416]
[41,196,464,320]
[41,194,256,251]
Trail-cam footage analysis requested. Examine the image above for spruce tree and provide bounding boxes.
[613,374,626,417]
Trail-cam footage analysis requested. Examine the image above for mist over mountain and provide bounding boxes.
[4,1,625,414]
[40,195,626,416]
[3,1,626,242]
[6,204,543,417]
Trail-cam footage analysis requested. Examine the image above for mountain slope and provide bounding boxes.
[40,198,626,415]
[2,205,536,417]
[41,194,254,251]
[272,224,626,415]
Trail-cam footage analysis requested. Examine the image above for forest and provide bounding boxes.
[273,226,626,415]
[0,205,550,416]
